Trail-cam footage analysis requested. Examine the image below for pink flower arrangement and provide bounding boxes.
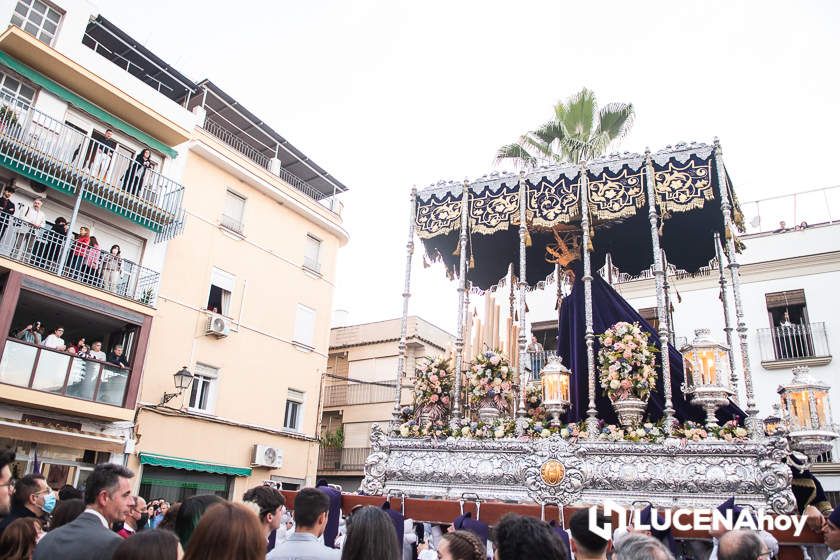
[597,321,658,402]
[468,350,515,412]
[414,354,454,410]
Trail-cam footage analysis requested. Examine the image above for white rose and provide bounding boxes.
[609,379,621,389]
[735,427,748,438]
[494,428,506,438]
[560,428,569,438]
[400,426,410,437]
[541,429,551,438]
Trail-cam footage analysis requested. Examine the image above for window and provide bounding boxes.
[638,307,660,332]
[765,289,808,328]
[207,267,235,316]
[283,389,304,431]
[188,364,218,413]
[0,70,36,106]
[764,289,815,360]
[293,304,316,347]
[304,235,322,273]
[221,190,246,234]
[11,0,62,46]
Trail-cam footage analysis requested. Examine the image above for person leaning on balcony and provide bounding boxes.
[43,326,66,351]
[106,344,129,368]
[22,197,45,229]
[68,337,87,355]
[121,148,153,197]
[14,321,41,344]
[31,216,68,268]
[0,185,16,241]
[88,341,106,362]
[66,226,90,280]
[101,245,123,293]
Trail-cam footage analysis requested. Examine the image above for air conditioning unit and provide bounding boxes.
[206,314,230,338]
[252,444,283,468]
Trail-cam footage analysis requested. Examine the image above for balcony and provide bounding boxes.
[0,339,131,407]
[0,96,184,234]
[322,383,394,407]
[524,350,558,381]
[0,216,159,306]
[757,322,832,369]
[317,447,370,473]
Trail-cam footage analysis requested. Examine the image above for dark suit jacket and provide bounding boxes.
[34,510,122,560]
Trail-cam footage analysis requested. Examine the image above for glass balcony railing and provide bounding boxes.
[0,95,184,234]
[0,339,131,407]
[0,216,159,306]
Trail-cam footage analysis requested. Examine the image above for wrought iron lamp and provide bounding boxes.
[778,365,837,459]
[540,355,571,427]
[159,366,195,406]
[681,328,734,427]
[763,403,786,436]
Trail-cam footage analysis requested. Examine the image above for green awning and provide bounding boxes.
[139,453,251,477]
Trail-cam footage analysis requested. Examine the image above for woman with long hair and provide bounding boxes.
[0,517,38,560]
[341,506,400,560]
[83,235,100,285]
[101,244,123,293]
[113,529,182,560]
[66,226,90,280]
[122,148,152,196]
[183,501,264,560]
[174,495,224,549]
[438,531,486,560]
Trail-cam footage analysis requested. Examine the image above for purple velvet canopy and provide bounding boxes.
[557,260,744,424]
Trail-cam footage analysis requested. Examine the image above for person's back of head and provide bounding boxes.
[613,533,674,560]
[292,487,330,531]
[440,530,486,560]
[341,506,400,560]
[183,501,264,560]
[174,494,224,549]
[158,501,180,532]
[718,530,763,560]
[50,498,86,529]
[494,513,568,560]
[568,508,609,559]
[57,484,83,501]
[0,517,37,560]
[112,529,181,560]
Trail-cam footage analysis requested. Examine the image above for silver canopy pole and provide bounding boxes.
[450,179,470,428]
[516,171,529,434]
[580,164,599,437]
[714,231,739,404]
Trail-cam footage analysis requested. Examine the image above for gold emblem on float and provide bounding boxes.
[540,460,565,486]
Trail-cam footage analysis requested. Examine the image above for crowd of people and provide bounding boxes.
[1,451,839,560]
[11,322,129,367]
[0,187,128,295]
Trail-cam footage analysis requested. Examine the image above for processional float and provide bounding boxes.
[360,140,836,513]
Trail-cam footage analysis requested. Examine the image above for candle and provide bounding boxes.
[463,307,473,362]
[492,304,500,351]
[559,372,570,401]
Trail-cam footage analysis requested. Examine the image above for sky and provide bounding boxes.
[98,0,840,334]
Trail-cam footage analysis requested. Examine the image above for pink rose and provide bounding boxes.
[430,394,439,402]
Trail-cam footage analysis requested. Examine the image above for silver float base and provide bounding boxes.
[360,425,795,513]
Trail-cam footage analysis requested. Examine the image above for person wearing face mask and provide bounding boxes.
[116,496,147,538]
[0,473,54,535]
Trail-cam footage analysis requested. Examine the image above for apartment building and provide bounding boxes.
[318,316,453,490]
[0,0,348,497]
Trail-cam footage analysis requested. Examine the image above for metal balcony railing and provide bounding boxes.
[0,216,159,306]
[201,118,343,216]
[524,350,558,381]
[318,447,371,472]
[323,383,394,407]
[0,95,184,233]
[219,214,244,235]
[757,322,831,364]
[0,338,131,407]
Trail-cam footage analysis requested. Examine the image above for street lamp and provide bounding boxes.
[778,365,837,459]
[681,328,734,427]
[541,355,571,428]
[159,366,195,406]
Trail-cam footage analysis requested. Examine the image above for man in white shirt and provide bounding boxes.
[268,487,340,560]
[43,326,66,350]
[23,197,45,228]
[88,341,107,361]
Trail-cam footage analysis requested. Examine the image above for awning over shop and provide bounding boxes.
[139,452,251,477]
[0,419,125,453]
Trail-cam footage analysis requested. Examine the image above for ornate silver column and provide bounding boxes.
[714,138,759,436]
[516,171,529,434]
[643,150,675,432]
[714,231,739,403]
[580,164,598,437]
[391,188,418,433]
[450,180,471,428]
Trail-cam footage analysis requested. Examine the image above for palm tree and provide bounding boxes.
[496,88,635,168]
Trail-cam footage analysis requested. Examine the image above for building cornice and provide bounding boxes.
[615,250,840,299]
[329,334,448,353]
[189,133,349,246]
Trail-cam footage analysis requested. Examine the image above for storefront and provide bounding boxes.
[137,453,251,503]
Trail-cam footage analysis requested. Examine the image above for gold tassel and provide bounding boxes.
[452,241,461,256]
[587,238,594,252]
[469,254,475,269]
[658,220,665,237]
[725,225,732,240]
[525,229,532,247]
